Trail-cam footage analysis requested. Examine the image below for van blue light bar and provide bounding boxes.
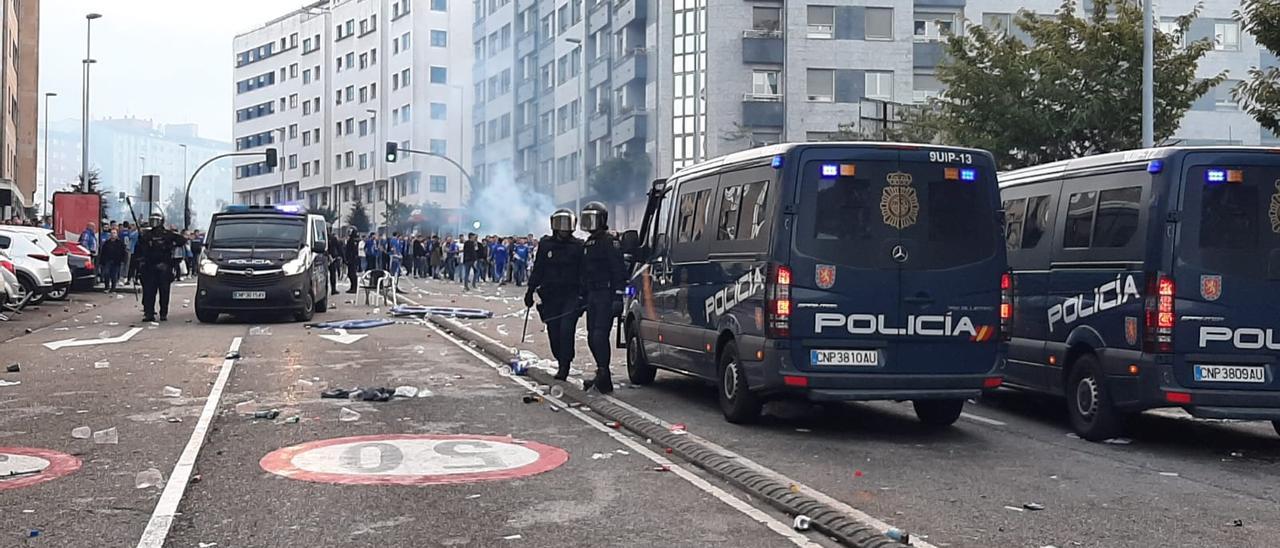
[821,164,839,177]
[1206,169,1227,183]
[959,168,977,182]
[1147,160,1163,174]
[771,155,784,169]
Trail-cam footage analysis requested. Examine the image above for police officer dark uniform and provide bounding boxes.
[136,210,186,322]
[326,230,344,295]
[579,202,626,394]
[344,230,361,293]
[524,209,585,380]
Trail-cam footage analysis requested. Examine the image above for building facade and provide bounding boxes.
[0,0,39,218]
[232,0,473,231]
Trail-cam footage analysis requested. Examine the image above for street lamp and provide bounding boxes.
[367,108,380,231]
[563,35,586,214]
[276,127,287,203]
[81,13,102,196]
[42,92,56,217]
[179,144,188,219]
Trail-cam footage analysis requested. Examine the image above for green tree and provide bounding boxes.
[163,187,194,229]
[589,152,652,202]
[346,200,371,233]
[73,169,110,222]
[827,102,944,144]
[380,200,412,232]
[929,0,1222,169]
[1235,0,1280,133]
[312,206,339,224]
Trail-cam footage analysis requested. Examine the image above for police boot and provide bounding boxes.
[585,368,613,395]
[554,361,571,381]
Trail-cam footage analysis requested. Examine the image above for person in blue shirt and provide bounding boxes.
[492,237,510,286]
[79,222,98,254]
[512,236,531,286]
[388,232,404,278]
[363,234,377,272]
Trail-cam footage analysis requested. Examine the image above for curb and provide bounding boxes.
[427,315,905,548]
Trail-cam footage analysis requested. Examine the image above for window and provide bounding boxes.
[359,87,368,103]
[572,0,582,23]
[345,151,354,168]
[1002,198,1027,252]
[430,139,447,155]
[913,71,943,102]
[1215,80,1241,109]
[303,162,311,177]
[393,73,400,89]
[807,6,834,39]
[345,117,354,134]
[865,71,893,101]
[289,155,298,170]
[983,13,1012,34]
[751,7,781,33]
[303,131,312,146]
[431,102,447,120]
[359,53,368,69]
[302,69,311,84]
[676,188,713,243]
[359,119,369,137]
[1022,195,1054,249]
[345,85,354,102]
[431,30,448,47]
[914,12,956,41]
[807,69,835,102]
[751,70,780,98]
[359,154,369,170]
[1215,21,1240,51]
[430,175,448,192]
[716,180,770,241]
[1092,187,1141,248]
[430,66,448,84]
[865,8,893,40]
[289,124,298,139]
[1063,191,1098,248]
[401,105,412,123]
[431,0,447,10]
[1158,19,1183,49]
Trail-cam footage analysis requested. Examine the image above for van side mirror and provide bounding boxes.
[620,229,643,262]
[313,240,327,254]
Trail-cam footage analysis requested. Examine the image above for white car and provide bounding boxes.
[0,226,73,304]
[0,250,20,309]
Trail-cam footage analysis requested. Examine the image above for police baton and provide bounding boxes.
[520,305,532,343]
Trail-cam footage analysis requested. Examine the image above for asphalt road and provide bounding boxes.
[0,280,836,548]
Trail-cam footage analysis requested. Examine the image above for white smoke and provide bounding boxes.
[464,161,556,236]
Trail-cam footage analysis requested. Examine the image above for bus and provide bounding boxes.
[1000,147,1280,440]
[621,142,1008,425]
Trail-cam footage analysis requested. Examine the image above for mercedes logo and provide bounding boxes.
[244,268,256,277]
[890,245,909,263]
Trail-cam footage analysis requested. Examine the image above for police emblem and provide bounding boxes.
[1200,274,1222,302]
[880,172,920,229]
[815,264,836,289]
[1269,180,1280,234]
[1125,316,1139,346]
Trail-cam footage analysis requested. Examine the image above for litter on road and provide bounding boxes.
[339,408,361,422]
[135,468,164,489]
[162,386,182,398]
[5,363,18,373]
[389,304,494,319]
[71,426,91,439]
[0,380,19,387]
[92,427,118,444]
[884,528,911,544]
[1023,502,1046,511]
[307,318,395,330]
[792,515,811,531]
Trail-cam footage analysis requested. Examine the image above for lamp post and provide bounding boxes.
[42,92,56,217]
[81,13,102,194]
[367,108,381,231]
[179,144,188,220]
[1142,0,1154,148]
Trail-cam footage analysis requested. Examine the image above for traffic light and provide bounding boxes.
[265,147,279,169]
[385,141,398,163]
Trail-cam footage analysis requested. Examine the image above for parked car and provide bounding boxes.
[0,250,22,310]
[0,226,74,304]
[58,240,97,290]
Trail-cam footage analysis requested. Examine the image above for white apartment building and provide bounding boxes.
[232,0,472,230]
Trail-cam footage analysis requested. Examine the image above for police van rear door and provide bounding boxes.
[789,146,1002,375]
[1174,153,1280,393]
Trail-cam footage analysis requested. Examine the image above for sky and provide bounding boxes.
[39,0,312,143]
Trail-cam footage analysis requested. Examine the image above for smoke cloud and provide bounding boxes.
[462,161,556,236]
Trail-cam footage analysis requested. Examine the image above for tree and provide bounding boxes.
[346,200,371,233]
[312,206,338,224]
[73,169,110,222]
[163,187,194,229]
[827,102,945,144]
[380,200,412,232]
[589,152,652,202]
[928,0,1223,169]
[1235,0,1280,133]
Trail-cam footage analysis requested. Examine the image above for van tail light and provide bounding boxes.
[27,253,50,262]
[766,263,792,338]
[999,272,1013,341]
[1144,272,1175,353]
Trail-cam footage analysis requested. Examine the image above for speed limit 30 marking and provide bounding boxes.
[259,434,569,485]
[0,447,81,491]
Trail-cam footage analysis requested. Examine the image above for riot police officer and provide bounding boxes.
[136,210,186,322]
[579,202,626,394]
[525,209,585,380]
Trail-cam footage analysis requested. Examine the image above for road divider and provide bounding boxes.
[426,315,909,548]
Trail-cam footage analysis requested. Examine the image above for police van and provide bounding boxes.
[622,142,1008,425]
[195,205,330,323]
[1000,147,1280,440]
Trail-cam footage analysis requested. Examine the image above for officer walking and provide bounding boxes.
[578,202,626,394]
[344,230,360,293]
[136,210,186,322]
[326,229,344,295]
[525,209,585,381]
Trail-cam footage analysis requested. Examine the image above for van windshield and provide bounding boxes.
[798,159,999,270]
[1186,164,1280,279]
[208,217,306,249]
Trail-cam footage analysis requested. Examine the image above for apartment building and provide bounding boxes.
[232,0,472,230]
[0,0,40,218]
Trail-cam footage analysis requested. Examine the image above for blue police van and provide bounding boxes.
[1000,147,1280,440]
[621,142,1008,425]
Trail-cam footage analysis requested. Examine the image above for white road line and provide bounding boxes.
[961,412,1007,427]
[425,322,823,548]
[136,337,243,548]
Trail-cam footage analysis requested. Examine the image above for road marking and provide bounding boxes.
[136,337,242,548]
[317,328,367,345]
[425,322,823,548]
[42,327,143,350]
[0,447,81,491]
[961,412,1007,427]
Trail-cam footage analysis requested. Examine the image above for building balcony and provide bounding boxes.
[612,108,647,144]
[517,80,536,104]
[613,0,647,29]
[588,57,611,89]
[517,32,538,58]
[742,31,784,65]
[589,109,611,141]
[741,98,784,127]
[612,49,648,87]
[589,2,611,34]
[516,125,537,150]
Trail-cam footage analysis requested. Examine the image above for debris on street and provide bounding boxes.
[0,379,19,387]
[71,426,91,439]
[792,515,811,531]
[5,363,18,373]
[162,386,182,398]
[884,528,910,544]
[135,468,164,489]
[92,427,119,444]
[339,408,361,422]
[1023,502,1045,511]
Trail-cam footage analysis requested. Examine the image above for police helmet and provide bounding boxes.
[580,201,609,233]
[148,208,165,229]
[550,208,576,234]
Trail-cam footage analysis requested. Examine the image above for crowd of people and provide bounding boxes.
[75,219,204,292]
[327,229,538,295]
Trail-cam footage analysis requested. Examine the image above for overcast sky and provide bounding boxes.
[39,0,310,142]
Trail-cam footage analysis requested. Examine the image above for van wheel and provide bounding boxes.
[626,323,656,385]
[18,275,44,305]
[913,399,965,427]
[1067,354,1126,441]
[717,341,762,424]
[293,291,315,322]
[195,307,219,324]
